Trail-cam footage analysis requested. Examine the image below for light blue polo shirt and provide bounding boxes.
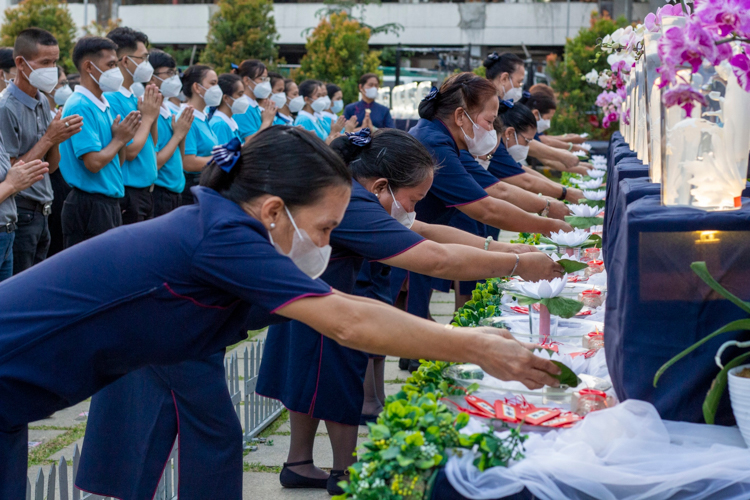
[59,87,124,198]
[234,99,262,140]
[154,105,185,194]
[209,110,243,145]
[183,107,218,164]
[104,87,158,188]
[274,113,293,126]
[316,111,332,135]
[294,110,327,141]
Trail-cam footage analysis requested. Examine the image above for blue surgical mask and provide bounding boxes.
[331,99,344,114]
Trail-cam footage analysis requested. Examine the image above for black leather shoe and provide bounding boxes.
[327,469,349,495]
[399,357,411,370]
[359,413,378,426]
[407,359,422,373]
[279,459,328,489]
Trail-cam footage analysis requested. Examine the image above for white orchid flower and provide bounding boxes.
[585,69,599,85]
[547,228,591,247]
[516,275,569,299]
[568,204,602,217]
[584,190,606,201]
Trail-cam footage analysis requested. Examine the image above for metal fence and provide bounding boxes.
[27,339,283,500]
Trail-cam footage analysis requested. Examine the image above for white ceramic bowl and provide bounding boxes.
[728,364,750,446]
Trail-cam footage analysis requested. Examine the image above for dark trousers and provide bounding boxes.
[48,170,71,257]
[120,186,155,225]
[181,173,201,206]
[61,188,122,249]
[0,425,27,499]
[152,186,182,217]
[12,207,50,275]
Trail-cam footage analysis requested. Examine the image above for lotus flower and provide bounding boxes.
[550,253,585,264]
[580,143,592,151]
[591,162,607,171]
[584,190,606,201]
[578,179,604,190]
[591,155,605,162]
[547,228,591,247]
[587,169,606,179]
[516,275,569,299]
[568,204,603,217]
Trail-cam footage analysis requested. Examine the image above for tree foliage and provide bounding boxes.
[201,0,279,74]
[298,11,381,104]
[0,0,77,72]
[546,12,629,139]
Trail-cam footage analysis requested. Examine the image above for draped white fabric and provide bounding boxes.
[445,400,750,500]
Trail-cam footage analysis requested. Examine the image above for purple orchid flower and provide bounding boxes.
[662,84,709,117]
[602,111,619,129]
[695,0,750,38]
[645,4,686,32]
[730,49,750,91]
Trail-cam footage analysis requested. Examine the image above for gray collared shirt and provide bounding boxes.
[0,138,17,225]
[0,82,53,204]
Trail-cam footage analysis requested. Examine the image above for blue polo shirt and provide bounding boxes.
[60,87,124,198]
[184,108,218,162]
[488,141,525,179]
[104,87,158,188]
[209,111,243,145]
[234,101,262,140]
[409,118,488,226]
[154,105,185,194]
[344,100,393,129]
[294,110,328,141]
[316,112,332,135]
[274,113,292,126]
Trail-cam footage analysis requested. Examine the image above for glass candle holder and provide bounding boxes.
[582,331,605,350]
[578,289,603,308]
[572,389,609,416]
[583,247,601,263]
[556,246,581,260]
[585,260,605,277]
[529,303,559,344]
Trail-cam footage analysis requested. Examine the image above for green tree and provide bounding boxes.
[201,0,279,74]
[546,12,629,139]
[298,11,381,104]
[0,0,77,73]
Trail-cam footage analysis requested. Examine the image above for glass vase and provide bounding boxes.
[529,304,559,344]
[644,32,662,182]
[556,246,581,260]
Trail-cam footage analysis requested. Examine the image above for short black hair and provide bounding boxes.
[483,52,524,82]
[148,49,176,71]
[72,36,118,71]
[326,83,341,99]
[298,79,321,99]
[358,73,379,86]
[0,47,14,72]
[181,64,212,98]
[13,28,58,60]
[106,27,148,57]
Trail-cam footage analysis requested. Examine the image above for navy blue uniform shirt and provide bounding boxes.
[344,100,394,129]
[488,141,525,179]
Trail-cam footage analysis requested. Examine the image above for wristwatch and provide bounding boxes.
[558,186,568,201]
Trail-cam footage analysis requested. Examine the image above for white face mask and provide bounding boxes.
[200,83,223,107]
[270,92,287,109]
[321,96,332,111]
[252,80,272,99]
[477,157,491,170]
[157,74,182,98]
[311,96,328,113]
[53,84,73,106]
[230,94,251,115]
[288,96,305,113]
[130,82,145,98]
[364,87,378,100]
[22,57,59,93]
[91,63,124,93]
[461,110,498,157]
[507,130,530,163]
[127,56,154,83]
[504,79,523,103]
[388,185,416,229]
[331,99,344,114]
[269,206,331,280]
[537,118,551,134]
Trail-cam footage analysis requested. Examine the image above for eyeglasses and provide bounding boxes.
[517,133,535,145]
[124,54,149,63]
[154,69,178,78]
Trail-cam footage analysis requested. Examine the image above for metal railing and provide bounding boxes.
[27,340,282,499]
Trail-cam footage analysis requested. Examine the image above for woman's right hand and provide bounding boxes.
[566,187,585,204]
[514,252,564,282]
[467,327,561,390]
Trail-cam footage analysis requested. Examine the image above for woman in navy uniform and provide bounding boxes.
[390,74,574,363]
[257,128,563,495]
[0,126,562,499]
[343,73,393,130]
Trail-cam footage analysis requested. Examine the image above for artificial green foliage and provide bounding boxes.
[451,279,505,327]
[510,232,541,245]
[298,12,381,104]
[565,216,605,229]
[550,361,582,387]
[704,352,750,424]
[401,360,474,397]
[0,0,77,73]
[546,12,629,139]
[201,0,279,74]
[556,259,589,274]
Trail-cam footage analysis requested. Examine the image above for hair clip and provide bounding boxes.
[422,86,439,102]
[486,52,500,61]
[346,128,372,147]
[522,90,531,100]
[231,63,239,70]
[211,137,242,173]
[499,99,515,109]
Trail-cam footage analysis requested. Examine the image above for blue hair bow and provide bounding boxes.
[486,52,500,61]
[231,63,239,70]
[422,86,439,102]
[499,99,514,109]
[522,90,531,100]
[346,128,372,147]
[211,137,242,173]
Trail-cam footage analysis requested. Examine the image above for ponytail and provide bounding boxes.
[181,64,211,98]
[417,72,497,122]
[483,52,524,82]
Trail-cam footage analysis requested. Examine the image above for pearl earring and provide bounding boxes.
[270,223,276,229]
[376,193,379,198]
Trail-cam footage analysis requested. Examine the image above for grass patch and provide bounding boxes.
[384,377,407,384]
[243,462,282,473]
[28,422,87,466]
[28,425,70,431]
[259,409,289,438]
[226,329,267,352]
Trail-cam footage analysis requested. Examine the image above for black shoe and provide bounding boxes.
[399,358,411,370]
[359,413,378,426]
[407,359,422,373]
[327,469,349,495]
[279,459,328,489]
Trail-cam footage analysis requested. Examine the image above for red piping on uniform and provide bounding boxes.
[269,290,333,314]
[164,283,237,310]
[375,239,426,262]
[307,335,325,417]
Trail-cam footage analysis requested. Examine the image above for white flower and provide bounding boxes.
[591,155,606,162]
[547,227,591,247]
[580,143,592,151]
[568,203,602,217]
[585,69,599,84]
[591,161,607,171]
[516,275,569,299]
[587,169,606,178]
[550,252,584,263]
[578,179,604,190]
[597,73,611,88]
[584,190,606,201]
